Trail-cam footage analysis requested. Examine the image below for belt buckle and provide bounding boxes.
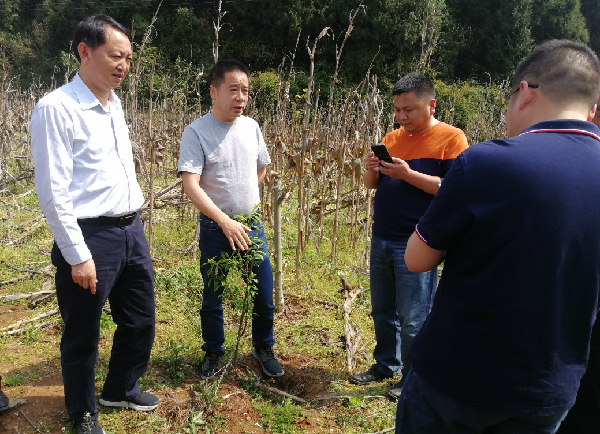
[116,216,127,227]
[117,213,134,227]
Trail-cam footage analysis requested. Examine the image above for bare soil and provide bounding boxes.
[0,306,348,434]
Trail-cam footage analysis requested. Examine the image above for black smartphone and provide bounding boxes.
[371,144,393,164]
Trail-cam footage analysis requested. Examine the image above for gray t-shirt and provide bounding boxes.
[178,112,271,217]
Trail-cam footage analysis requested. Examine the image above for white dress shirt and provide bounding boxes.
[30,74,144,266]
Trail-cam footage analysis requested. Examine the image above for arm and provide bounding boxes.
[405,231,445,272]
[257,166,267,185]
[363,151,381,189]
[181,171,251,251]
[380,158,440,195]
[30,104,97,293]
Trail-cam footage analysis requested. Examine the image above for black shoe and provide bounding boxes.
[99,391,160,411]
[0,376,7,410]
[349,364,393,385]
[74,419,105,434]
[201,351,223,380]
[0,391,8,411]
[252,346,284,377]
[387,376,406,400]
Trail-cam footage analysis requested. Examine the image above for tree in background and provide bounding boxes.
[414,0,447,72]
[0,0,32,77]
[580,0,600,56]
[436,0,534,82]
[154,7,212,66]
[530,0,589,45]
[0,0,596,90]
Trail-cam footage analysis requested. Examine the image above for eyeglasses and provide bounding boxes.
[509,83,539,96]
[501,83,540,124]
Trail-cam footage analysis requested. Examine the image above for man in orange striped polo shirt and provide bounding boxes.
[350,73,468,399]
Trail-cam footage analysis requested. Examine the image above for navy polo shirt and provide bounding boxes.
[411,119,600,416]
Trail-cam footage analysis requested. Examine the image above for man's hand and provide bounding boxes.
[380,157,412,180]
[182,171,253,250]
[364,151,381,172]
[71,259,98,294]
[218,215,252,251]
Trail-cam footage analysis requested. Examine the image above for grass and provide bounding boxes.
[0,172,397,433]
[254,399,306,434]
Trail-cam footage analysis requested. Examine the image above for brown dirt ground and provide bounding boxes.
[0,303,346,433]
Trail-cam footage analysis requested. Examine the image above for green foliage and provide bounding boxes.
[133,414,167,433]
[42,10,71,58]
[0,184,396,433]
[204,210,265,364]
[254,399,306,434]
[188,382,224,433]
[155,263,202,296]
[0,0,19,33]
[0,29,34,76]
[250,69,279,114]
[3,373,23,387]
[580,0,600,56]
[434,79,508,143]
[153,340,189,383]
[154,7,212,65]
[99,311,116,337]
[531,0,589,44]
[435,80,489,130]
[1,0,596,89]
[332,0,424,78]
[438,0,534,81]
[55,50,79,83]
[187,409,208,434]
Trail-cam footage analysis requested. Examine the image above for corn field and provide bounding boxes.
[0,37,509,284]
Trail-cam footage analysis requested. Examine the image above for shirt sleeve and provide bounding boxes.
[256,124,271,168]
[178,125,205,175]
[416,154,474,251]
[30,103,92,265]
[440,131,469,176]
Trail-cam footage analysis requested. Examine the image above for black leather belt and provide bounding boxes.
[78,212,138,228]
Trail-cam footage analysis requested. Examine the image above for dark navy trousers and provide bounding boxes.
[51,215,155,423]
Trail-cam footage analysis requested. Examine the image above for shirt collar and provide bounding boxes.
[72,73,122,112]
[520,119,600,137]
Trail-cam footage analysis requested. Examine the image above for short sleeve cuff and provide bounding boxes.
[177,163,203,176]
[415,224,429,245]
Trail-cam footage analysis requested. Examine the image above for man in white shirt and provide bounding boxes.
[30,15,158,434]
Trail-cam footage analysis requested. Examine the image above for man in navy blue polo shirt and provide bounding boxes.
[555,94,600,434]
[396,39,600,433]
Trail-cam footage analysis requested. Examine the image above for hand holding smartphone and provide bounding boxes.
[371,144,393,164]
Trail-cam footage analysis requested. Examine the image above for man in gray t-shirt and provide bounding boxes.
[178,59,284,379]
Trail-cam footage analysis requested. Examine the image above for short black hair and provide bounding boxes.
[392,73,436,100]
[512,39,600,110]
[208,59,250,88]
[72,15,128,62]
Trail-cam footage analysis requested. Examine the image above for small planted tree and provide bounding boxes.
[204,210,266,365]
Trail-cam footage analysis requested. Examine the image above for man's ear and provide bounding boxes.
[429,99,436,115]
[209,84,216,101]
[518,82,535,111]
[588,104,597,122]
[77,42,89,62]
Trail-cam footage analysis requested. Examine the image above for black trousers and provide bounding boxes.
[557,323,600,434]
[51,215,155,423]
